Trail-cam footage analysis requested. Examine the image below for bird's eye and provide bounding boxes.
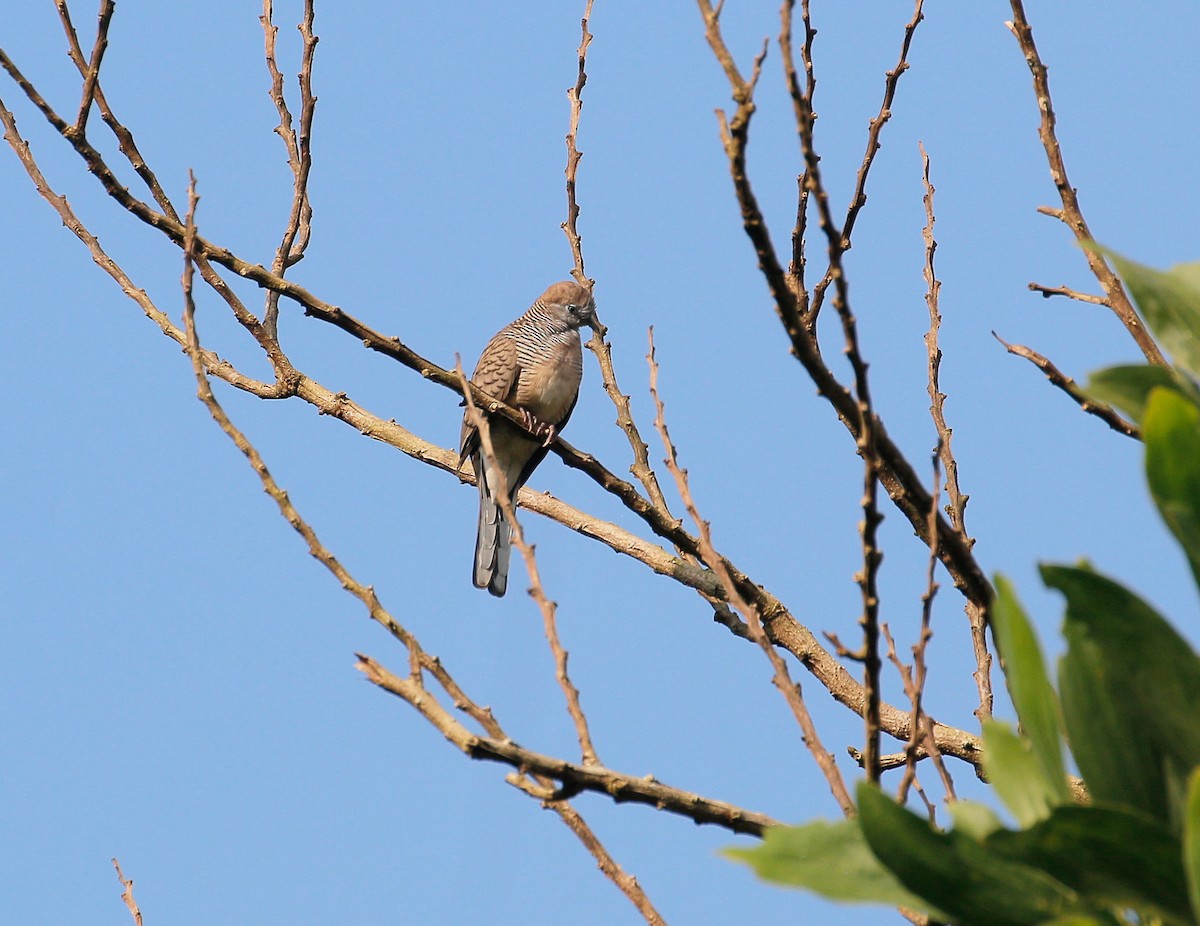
[566,303,579,313]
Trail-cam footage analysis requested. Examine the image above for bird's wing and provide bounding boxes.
[460,333,521,461]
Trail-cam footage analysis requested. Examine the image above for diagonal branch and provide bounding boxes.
[649,331,854,815]
[1005,1,1165,365]
[992,332,1140,440]
[357,654,781,837]
[694,4,990,616]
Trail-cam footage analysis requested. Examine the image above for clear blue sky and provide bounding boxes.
[3,2,1198,924]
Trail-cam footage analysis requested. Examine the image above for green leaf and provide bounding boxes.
[1044,564,1200,829]
[1085,362,1200,425]
[1144,387,1200,587]
[723,819,934,913]
[1184,769,1200,923]
[1095,246,1200,376]
[990,575,1070,805]
[983,720,1062,827]
[948,800,1004,841]
[987,804,1191,925]
[856,782,1081,926]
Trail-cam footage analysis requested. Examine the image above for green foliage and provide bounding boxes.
[722,817,934,913]
[727,248,1200,923]
[1088,247,1200,377]
[1145,389,1200,586]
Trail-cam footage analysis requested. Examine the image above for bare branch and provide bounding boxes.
[697,2,991,617]
[56,1,180,220]
[550,804,667,926]
[358,653,781,837]
[563,0,594,285]
[810,0,926,322]
[919,143,991,723]
[1005,1,1165,365]
[1,35,988,775]
[648,330,854,815]
[261,0,318,338]
[992,332,1140,440]
[111,858,143,926]
[178,177,773,857]
[1028,281,1109,305]
[67,0,115,138]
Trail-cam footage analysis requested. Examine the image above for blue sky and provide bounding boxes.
[3,2,1199,924]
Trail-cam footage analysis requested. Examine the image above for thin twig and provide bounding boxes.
[809,0,925,323]
[919,144,968,544]
[111,858,143,926]
[1005,1,1165,365]
[261,0,318,338]
[992,332,1140,439]
[648,330,854,816]
[68,0,115,138]
[563,0,594,285]
[457,361,600,767]
[918,143,990,723]
[1027,282,1108,305]
[55,9,297,385]
[55,1,179,220]
[550,803,667,925]
[780,0,815,313]
[890,453,956,806]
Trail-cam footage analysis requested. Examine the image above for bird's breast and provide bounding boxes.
[516,336,582,425]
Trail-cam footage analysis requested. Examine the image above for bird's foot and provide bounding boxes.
[519,409,557,447]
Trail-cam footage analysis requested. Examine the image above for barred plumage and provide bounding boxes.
[460,281,596,597]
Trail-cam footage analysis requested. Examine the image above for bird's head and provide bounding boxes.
[539,281,597,330]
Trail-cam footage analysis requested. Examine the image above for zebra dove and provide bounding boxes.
[460,281,596,597]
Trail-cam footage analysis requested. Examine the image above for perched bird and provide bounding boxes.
[460,281,596,597]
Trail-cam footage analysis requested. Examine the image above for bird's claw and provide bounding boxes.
[519,409,557,447]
